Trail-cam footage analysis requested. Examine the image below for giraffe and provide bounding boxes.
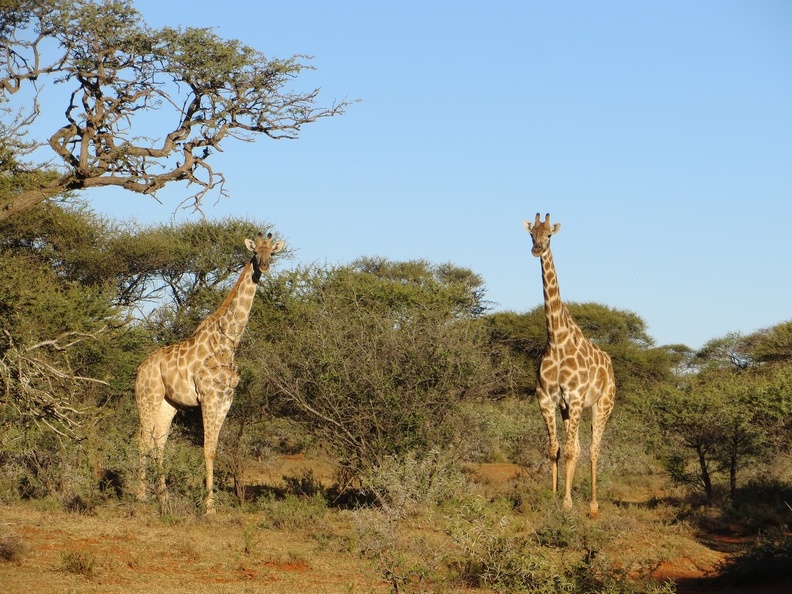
[523,213,616,518]
[135,232,284,514]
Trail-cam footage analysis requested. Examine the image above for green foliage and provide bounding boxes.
[260,493,328,531]
[0,200,126,444]
[718,477,792,535]
[484,309,545,398]
[450,499,555,593]
[360,448,470,517]
[652,367,791,502]
[744,319,792,366]
[696,322,792,371]
[448,498,675,593]
[696,332,754,370]
[452,397,542,464]
[566,302,653,348]
[253,260,494,483]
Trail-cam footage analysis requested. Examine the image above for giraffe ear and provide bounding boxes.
[244,238,257,252]
[523,220,534,232]
[551,223,561,234]
[271,240,285,254]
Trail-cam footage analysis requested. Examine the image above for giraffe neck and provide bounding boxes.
[196,261,258,348]
[539,248,571,345]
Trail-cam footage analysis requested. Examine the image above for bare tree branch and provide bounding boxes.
[0,0,351,221]
[1,326,108,441]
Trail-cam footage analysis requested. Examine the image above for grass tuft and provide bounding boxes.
[60,550,97,577]
[0,533,25,563]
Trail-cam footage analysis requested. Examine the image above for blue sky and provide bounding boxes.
[81,0,790,350]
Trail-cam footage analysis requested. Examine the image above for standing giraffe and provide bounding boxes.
[135,232,284,514]
[523,213,616,518]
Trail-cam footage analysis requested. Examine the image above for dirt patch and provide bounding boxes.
[464,462,526,484]
[245,453,337,488]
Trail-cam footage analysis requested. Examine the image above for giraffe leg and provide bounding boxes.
[136,386,153,501]
[589,393,615,519]
[536,390,560,495]
[137,416,152,502]
[148,399,178,513]
[201,390,234,515]
[562,402,583,510]
[135,369,172,503]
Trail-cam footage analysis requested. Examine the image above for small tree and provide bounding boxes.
[0,199,147,501]
[654,368,789,503]
[0,0,349,221]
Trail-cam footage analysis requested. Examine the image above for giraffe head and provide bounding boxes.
[245,232,285,281]
[523,213,561,257]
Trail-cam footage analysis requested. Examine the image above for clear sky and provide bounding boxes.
[82,0,791,350]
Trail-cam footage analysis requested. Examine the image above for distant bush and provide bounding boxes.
[723,478,792,534]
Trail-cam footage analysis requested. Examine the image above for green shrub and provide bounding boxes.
[723,478,792,534]
[262,493,327,530]
[360,448,470,517]
[351,508,443,594]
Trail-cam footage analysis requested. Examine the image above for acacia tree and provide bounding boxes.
[250,259,493,489]
[0,0,349,221]
[740,321,792,368]
[654,367,791,503]
[106,217,280,330]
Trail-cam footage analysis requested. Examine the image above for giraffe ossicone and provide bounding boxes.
[524,213,616,519]
[134,232,284,514]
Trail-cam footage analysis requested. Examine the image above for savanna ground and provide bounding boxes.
[2,454,789,594]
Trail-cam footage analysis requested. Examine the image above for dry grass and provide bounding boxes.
[0,457,757,594]
[0,501,390,594]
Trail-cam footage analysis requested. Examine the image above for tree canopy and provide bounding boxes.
[249,260,493,484]
[0,0,350,221]
[1,199,790,514]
